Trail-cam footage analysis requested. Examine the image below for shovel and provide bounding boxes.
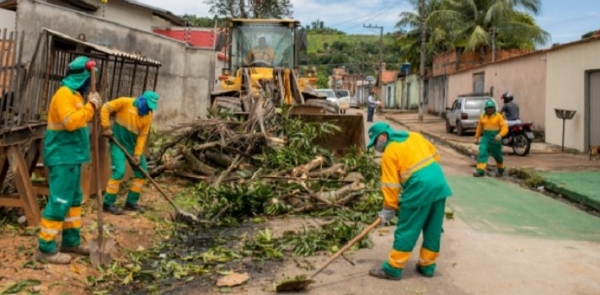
[108,136,199,223]
[275,217,382,292]
[87,60,116,267]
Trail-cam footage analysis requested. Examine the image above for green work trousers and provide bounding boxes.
[103,143,148,206]
[476,131,504,175]
[38,164,83,254]
[382,198,446,278]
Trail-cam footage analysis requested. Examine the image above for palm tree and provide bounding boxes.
[429,0,549,61]
[394,0,450,69]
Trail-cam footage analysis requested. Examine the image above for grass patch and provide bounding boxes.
[508,168,544,188]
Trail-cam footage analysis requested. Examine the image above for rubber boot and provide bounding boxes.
[61,244,90,256]
[497,168,505,177]
[35,250,71,264]
[103,204,123,215]
[416,264,435,277]
[368,267,402,281]
[124,203,145,213]
[473,169,485,177]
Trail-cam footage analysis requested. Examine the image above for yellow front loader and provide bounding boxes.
[210,19,365,156]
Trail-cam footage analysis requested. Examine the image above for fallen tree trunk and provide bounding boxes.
[180,148,217,176]
[291,155,327,177]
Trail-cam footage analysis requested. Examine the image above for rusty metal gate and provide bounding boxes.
[588,71,600,148]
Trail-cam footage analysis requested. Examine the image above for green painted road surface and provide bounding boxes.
[540,171,600,211]
[447,175,600,241]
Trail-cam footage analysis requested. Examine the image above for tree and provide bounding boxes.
[205,0,293,19]
[429,0,549,60]
[181,14,218,27]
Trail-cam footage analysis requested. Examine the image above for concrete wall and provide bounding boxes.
[447,52,547,131]
[17,0,215,129]
[384,83,395,108]
[45,0,154,32]
[399,74,419,109]
[0,8,16,31]
[546,40,600,152]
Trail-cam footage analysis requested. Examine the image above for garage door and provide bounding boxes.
[589,71,600,147]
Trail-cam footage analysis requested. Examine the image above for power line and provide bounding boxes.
[327,0,407,31]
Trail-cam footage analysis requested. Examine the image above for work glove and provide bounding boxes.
[494,134,502,142]
[378,207,396,224]
[474,138,480,145]
[102,127,113,138]
[131,155,141,167]
[87,92,102,109]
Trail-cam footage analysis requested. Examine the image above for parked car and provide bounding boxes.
[315,88,349,114]
[349,96,361,108]
[334,89,351,114]
[445,95,498,135]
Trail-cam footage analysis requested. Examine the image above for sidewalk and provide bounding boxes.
[541,172,600,211]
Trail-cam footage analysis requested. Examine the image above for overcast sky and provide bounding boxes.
[141,0,600,46]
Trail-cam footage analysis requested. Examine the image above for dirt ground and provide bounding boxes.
[0,177,188,295]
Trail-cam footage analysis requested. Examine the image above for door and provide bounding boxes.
[473,72,485,93]
[447,99,460,125]
[588,71,600,147]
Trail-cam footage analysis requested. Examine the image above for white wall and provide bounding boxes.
[545,40,600,151]
[45,0,154,32]
[0,8,16,31]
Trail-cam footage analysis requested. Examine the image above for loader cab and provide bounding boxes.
[225,19,305,76]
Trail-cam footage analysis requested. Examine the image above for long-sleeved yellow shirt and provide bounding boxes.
[44,86,94,166]
[475,112,508,138]
[380,132,449,210]
[101,97,152,156]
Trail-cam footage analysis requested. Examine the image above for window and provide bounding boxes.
[473,72,485,93]
[464,97,490,110]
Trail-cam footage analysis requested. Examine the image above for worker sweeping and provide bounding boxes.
[473,100,508,177]
[367,122,452,280]
[37,56,102,264]
[100,91,159,215]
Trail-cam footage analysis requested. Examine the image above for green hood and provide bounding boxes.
[367,122,409,148]
[61,56,93,92]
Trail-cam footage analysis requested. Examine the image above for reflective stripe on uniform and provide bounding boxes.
[400,155,436,180]
[115,118,140,134]
[381,182,401,188]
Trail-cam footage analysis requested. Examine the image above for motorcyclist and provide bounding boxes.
[500,92,521,127]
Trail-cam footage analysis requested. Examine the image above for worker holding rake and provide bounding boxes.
[100,91,159,215]
[366,122,452,280]
[37,56,102,264]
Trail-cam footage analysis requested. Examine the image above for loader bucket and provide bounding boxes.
[290,112,365,157]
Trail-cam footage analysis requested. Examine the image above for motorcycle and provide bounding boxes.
[502,123,534,156]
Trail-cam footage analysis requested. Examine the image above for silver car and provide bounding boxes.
[445,95,498,135]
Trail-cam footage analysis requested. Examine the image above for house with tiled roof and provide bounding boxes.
[376,63,398,108]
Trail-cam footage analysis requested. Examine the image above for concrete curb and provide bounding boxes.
[542,180,600,211]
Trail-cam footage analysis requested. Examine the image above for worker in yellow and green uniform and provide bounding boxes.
[474,100,508,177]
[100,91,158,215]
[37,56,102,264]
[366,122,453,280]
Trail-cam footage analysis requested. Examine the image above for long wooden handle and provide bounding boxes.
[310,217,382,279]
[90,65,104,245]
[109,136,180,211]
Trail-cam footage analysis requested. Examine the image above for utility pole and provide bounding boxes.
[418,0,427,121]
[364,24,384,106]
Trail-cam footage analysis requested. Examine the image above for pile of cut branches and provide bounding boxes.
[146,99,379,216]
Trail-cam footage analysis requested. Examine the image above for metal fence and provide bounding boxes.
[0,28,162,132]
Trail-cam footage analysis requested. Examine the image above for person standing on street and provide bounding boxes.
[474,100,508,177]
[367,91,376,122]
[366,122,453,280]
[37,56,102,264]
[100,91,159,215]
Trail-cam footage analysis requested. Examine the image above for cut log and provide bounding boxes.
[180,148,217,176]
[291,155,327,177]
[205,149,234,167]
[308,163,346,178]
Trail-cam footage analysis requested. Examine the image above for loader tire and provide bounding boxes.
[305,99,339,114]
[212,96,243,113]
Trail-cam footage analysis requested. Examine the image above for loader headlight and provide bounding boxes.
[221,68,231,76]
[307,72,313,77]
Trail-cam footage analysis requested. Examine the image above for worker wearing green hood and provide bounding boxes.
[366,122,452,280]
[37,56,102,264]
[474,100,508,177]
[100,90,159,215]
